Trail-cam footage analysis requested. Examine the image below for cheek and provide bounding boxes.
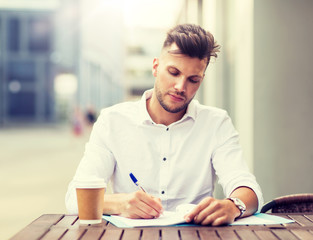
[187,84,200,96]
[159,72,174,87]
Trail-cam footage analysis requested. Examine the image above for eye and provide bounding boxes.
[168,70,179,76]
[188,78,200,84]
[168,67,180,76]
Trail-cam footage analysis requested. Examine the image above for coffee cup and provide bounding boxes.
[75,178,106,224]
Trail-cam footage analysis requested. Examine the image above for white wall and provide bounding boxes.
[254,0,313,202]
[203,0,313,202]
[203,0,255,171]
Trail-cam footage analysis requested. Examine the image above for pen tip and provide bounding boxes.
[129,173,137,182]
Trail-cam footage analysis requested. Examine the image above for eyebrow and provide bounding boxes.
[167,65,204,79]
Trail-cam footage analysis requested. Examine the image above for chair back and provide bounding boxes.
[261,193,313,213]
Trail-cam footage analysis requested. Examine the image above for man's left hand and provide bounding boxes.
[184,197,240,226]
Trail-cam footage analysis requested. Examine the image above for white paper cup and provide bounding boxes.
[75,178,106,225]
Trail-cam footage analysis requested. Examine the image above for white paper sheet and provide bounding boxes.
[103,205,294,228]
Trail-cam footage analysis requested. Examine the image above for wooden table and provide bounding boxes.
[9,213,313,240]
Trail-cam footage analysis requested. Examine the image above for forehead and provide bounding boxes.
[160,44,207,75]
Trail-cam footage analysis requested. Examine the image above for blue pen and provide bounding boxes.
[129,173,146,193]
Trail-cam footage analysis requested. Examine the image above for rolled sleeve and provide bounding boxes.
[212,113,264,212]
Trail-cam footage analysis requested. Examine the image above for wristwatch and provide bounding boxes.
[227,197,246,219]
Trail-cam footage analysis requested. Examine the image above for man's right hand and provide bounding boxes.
[103,191,163,219]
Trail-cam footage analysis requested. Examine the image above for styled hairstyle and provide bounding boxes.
[162,24,220,65]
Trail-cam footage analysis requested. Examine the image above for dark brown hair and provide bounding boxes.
[163,24,220,65]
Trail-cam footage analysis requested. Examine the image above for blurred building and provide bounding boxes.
[124,27,165,100]
[0,0,125,126]
[76,0,125,111]
[0,2,57,125]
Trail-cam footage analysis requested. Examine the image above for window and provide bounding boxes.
[8,60,35,83]
[28,17,51,52]
[7,18,20,52]
[8,92,35,117]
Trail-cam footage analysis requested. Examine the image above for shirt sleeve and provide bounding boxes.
[211,112,264,212]
[65,111,115,214]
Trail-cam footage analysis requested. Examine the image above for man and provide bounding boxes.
[66,24,263,226]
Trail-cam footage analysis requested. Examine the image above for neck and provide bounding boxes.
[146,94,186,126]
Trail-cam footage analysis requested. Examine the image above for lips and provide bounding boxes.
[168,93,185,102]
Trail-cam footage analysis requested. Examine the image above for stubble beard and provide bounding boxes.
[155,85,193,114]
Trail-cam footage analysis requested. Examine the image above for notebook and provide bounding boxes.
[102,203,295,228]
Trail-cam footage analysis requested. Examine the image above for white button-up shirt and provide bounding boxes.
[66,90,263,213]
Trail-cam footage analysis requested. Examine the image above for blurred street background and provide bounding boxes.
[0,125,88,239]
[1,0,313,239]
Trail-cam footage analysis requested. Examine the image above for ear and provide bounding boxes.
[152,58,159,77]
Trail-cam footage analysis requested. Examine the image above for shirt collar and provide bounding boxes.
[138,89,197,125]
[139,89,154,125]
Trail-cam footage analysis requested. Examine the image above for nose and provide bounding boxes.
[174,77,186,92]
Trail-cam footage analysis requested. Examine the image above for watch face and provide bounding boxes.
[234,198,246,210]
[227,197,246,219]
[229,198,246,212]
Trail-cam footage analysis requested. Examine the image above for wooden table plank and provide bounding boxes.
[180,229,199,240]
[41,228,68,240]
[9,226,50,240]
[198,229,220,240]
[100,229,123,240]
[121,229,141,240]
[9,215,64,240]
[60,228,86,240]
[271,214,300,228]
[254,230,279,240]
[305,215,313,222]
[235,230,260,240]
[33,214,65,225]
[9,214,313,240]
[271,229,298,240]
[216,230,240,240]
[80,228,105,240]
[290,215,313,227]
[70,218,82,228]
[141,229,160,240]
[161,228,180,240]
[55,215,78,227]
[303,215,313,226]
[291,229,313,240]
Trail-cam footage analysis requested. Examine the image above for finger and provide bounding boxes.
[126,199,157,219]
[134,203,159,219]
[197,206,233,226]
[195,209,225,225]
[152,196,162,204]
[194,200,222,224]
[135,192,163,217]
[125,207,156,219]
[198,214,215,225]
[185,197,213,222]
[141,194,163,215]
[124,191,157,219]
[193,208,213,224]
[184,204,204,221]
[211,216,229,226]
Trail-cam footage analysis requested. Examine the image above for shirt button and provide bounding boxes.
[166,128,169,131]
[161,191,165,194]
[163,157,166,161]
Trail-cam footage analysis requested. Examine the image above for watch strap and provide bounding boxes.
[227,197,246,219]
